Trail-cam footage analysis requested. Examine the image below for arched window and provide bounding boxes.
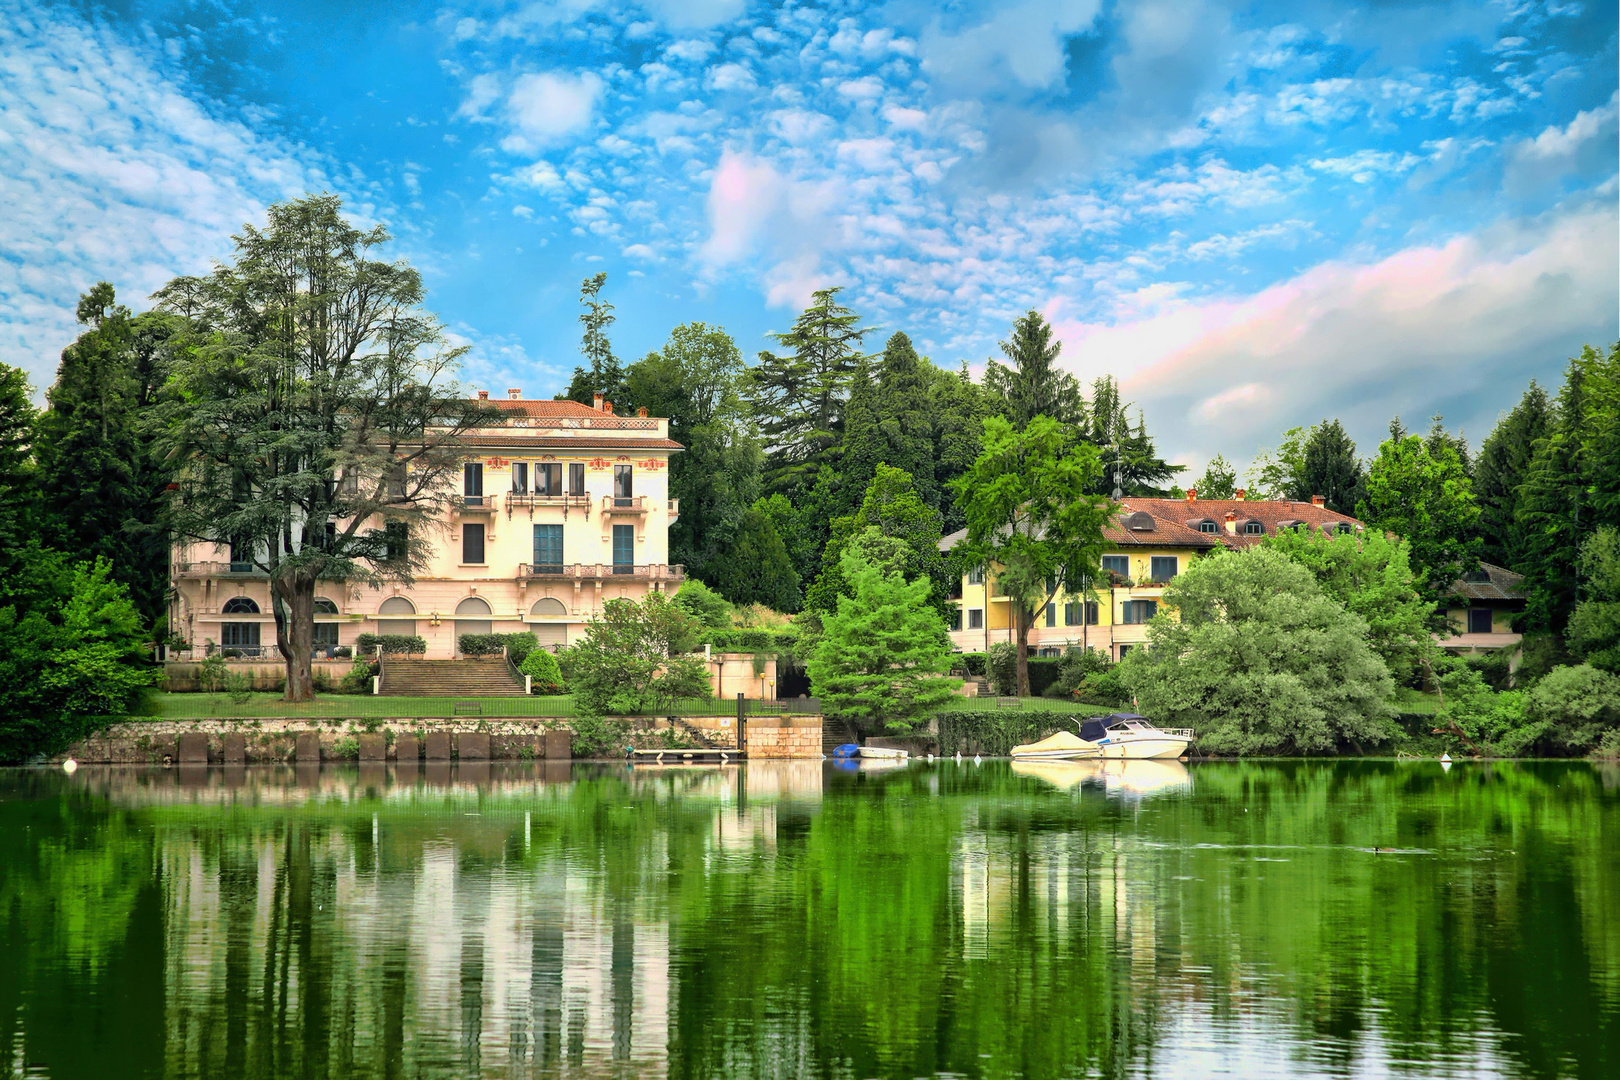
[376,595,416,637]
[530,597,568,617]
[313,598,339,615]
[455,595,492,638]
[1242,521,1265,535]
[222,596,260,614]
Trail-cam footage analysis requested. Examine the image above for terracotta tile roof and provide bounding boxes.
[478,398,604,417]
[1447,562,1527,602]
[461,434,682,451]
[1123,497,1366,548]
[938,498,1365,555]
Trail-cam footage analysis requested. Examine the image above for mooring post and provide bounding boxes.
[736,691,747,752]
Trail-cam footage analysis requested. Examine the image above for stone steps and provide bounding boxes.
[379,659,527,697]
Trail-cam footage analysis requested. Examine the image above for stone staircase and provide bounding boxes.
[821,717,857,755]
[378,658,527,696]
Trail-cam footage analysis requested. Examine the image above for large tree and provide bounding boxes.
[624,322,762,577]
[1191,455,1238,500]
[561,272,628,409]
[1082,376,1180,497]
[563,592,710,716]
[806,465,946,617]
[749,286,871,500]
[983,310,1083,428]
[1358,429,1481,598]
[154,194,492,701]
[702,503,801,612]
[837,331,938,516]
[807,530,961,732]
[952,415,1113,696]
[1292,419,1365,512]
[1473,382,1551,570]
[1118,547,1396,754]
[35,284,178,625]
[1264,526,1433,682]
[0,363,39,570]
[1512,343,1620,630]
[929,362,992,534]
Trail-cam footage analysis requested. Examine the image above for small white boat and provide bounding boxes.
[1009,730,1101,761]
[1088,714,1194,760]
[858,745,910,760]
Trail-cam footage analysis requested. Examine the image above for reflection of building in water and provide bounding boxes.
[145,763,825,1078]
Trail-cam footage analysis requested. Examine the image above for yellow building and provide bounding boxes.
[942,492,1367,661]
[1439,562,1526,653]
[169,391,683,660]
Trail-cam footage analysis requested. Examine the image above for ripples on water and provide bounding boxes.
[0,759,1615,1079]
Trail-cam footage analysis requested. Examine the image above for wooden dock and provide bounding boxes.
[628,747,746,765]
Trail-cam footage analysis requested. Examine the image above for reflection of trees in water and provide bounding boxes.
[0,762,1615,1079]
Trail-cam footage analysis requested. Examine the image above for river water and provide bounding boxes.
[0,759,1615,1079]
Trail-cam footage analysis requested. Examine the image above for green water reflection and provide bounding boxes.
[0,759,1615,1079]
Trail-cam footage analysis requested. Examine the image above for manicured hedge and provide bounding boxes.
[355,633,427,656]
[459,632,539,663]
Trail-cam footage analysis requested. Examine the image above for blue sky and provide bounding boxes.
[2,0,1615,477]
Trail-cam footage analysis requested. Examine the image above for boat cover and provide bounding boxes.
[832,743,861,758]
[1010,731,1094,757]
[1078,718,1112,743]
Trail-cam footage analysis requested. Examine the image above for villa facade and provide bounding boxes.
[941,492,1366,660]
[169,392,684,660]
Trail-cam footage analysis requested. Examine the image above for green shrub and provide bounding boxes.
[223,671,253,706]
[1026,657,1063,697]
[458,632,539,662]
[196,653,229,693]
[520,648,565,694]
[339,659,376,694]
[355,633,427,656]
[1465,648,1516,691]
[987,642,1017,695]
[935,710,1081,756]
[569,714,631,757]
[1526,664,1620,751]
[674,579,734,630]
[952,652,988,678]
[331,736,360,760]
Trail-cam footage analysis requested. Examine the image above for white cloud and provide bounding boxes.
[663,39,715,64]
[0,7,348,391]
[1050,202,1620,468]
[697,149,839,307]
[705,62,757,93]
[502,71,602,150]
[916,0,1104,93]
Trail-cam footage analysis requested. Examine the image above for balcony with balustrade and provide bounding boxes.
[518,562,685,583]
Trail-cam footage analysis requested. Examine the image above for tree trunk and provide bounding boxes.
[1015,605,1031,697]
[272,569,318,702]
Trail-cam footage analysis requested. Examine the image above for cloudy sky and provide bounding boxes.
[3,0,1616,477]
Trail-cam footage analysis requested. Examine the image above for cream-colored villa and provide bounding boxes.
[169,392,684,659]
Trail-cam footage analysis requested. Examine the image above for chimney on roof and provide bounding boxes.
[477,389,489,401]
[637,406,648,418]
[1224,511,1237,536]
[603,399,614,414]
[507,388,521,400]
[593,393,604,410]
[1311,494,1326,507]
[1234,488,1246,501]
[1186,487,1196,502]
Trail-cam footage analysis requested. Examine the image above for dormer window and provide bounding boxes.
[1243,521,1264,535]
[1198,521,1217,533]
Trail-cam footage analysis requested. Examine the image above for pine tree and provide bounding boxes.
[34,284,177,625]
[837,332,937,513]
[984,310,1082,428]
[704,505,802,611]
[749,286,871,500]
[0,363,39,574]
[930,362,991,535]
[805,465,947,616]
[1474,382,1551,569]
[1291,419,1365,512]
[1083,377,1180,496]
[561,273,628,409]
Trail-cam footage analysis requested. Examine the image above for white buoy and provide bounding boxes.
[61,758,78,774]
[974,755,981,764]
[1439,752,1452,764]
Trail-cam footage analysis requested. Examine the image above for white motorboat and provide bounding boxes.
[858,745,910,760]
[1009,730,1101,761]
[1087,714,1194,760]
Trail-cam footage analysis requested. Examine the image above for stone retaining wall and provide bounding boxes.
[745,715,823,759]
[58,714,826,763]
